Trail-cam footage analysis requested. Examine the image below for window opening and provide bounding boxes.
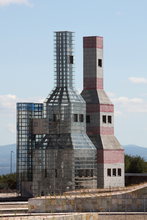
[108,115,112,124]
[73,114,78,122]
[98,59,102,67]
[107,169,111,176]
[53,114,56,122]
[103,115,106,123]
[113,168,116,176]
[118,168,121,176]
[55,169,57,178]
[69,55,74,64]
[79,114,84,122]
[78,170,83,177]
[86,169,89,177]
[90,169,94,177]
[86,115,90,123]
[45,168,47,178]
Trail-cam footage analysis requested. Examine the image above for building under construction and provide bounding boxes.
[17,31,124,197]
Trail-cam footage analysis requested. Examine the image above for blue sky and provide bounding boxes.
[0,0,147,147]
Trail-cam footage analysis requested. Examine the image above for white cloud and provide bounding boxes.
[0,94,17,112]
[0,0,32,7]
[0,94,44,113]
[129,77,147,84]
[17,96,44,103]
[112,96,147,113]
[0,94,44,114]
[113,97,143,104]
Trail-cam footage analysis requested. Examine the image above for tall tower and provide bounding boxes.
[31,32,97,196]
[17,103,44,196]
[81,36,124,188]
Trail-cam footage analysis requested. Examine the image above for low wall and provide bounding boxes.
[28,184,147,213]
[125,173,147,186]
[1,213,147,220]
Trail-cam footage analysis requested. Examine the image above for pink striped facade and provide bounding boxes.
[100,104,114,113]
[87,126,114,135]
[84,78,103,90]
[82,35,124,187]
[84,36,103,49]
[87,104,114,113]
[97,149,124,164]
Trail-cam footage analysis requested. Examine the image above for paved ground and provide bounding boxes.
[0,212,147,220]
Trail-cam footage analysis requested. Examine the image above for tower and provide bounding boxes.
[37,31,97,194]
[17,32,124,197]
[17,31,97,197]
[17,103,44,196]
[81,36,124,188]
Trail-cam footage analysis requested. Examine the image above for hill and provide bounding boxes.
[124,145,147,161]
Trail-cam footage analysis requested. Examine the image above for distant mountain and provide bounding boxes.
[124,145,147,161]
[0,144,16,175]
[0,144,146,175]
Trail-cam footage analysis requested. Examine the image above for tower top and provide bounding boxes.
[83,36,103,49]
[54,31,74,88]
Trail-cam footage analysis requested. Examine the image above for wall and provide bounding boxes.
[28,185,147,213]
[125,174,147,186]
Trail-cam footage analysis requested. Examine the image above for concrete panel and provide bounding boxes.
[32,118,49,134]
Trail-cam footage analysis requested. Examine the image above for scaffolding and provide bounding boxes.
[17,31,97,197]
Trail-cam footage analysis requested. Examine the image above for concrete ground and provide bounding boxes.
[0,212,147,220]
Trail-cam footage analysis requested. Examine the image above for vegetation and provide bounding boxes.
[125,155,147,173]
[0,173,16,192]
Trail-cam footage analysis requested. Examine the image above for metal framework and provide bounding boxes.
[17,31,97,197]
[17,31,124,197]
[17,103,43,195]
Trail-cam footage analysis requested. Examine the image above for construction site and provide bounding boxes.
[17,31,124,197]
[5,31,145,219]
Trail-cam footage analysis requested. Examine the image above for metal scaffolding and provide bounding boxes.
[17,31,97,197]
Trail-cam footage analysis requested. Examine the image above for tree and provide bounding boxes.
[125,155,147,173]
[0,173,16,191]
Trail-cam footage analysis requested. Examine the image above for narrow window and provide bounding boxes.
[90,169,94,177]
[98,59,102,67]
[118,168,121,176]
[78,170,82,177]
[86,115,90,123]
[55,169,57,178]
[69,55,74,64]
[53,114,56,122]
[86,169,90,177]
[107,169,111,176]
[108,115,112,124]
[73,114,78,122]
[113,168,116,176]
[45,168,47,178]
[79,114,84,122]
[82,170,86,177]
[103,115,106,123]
